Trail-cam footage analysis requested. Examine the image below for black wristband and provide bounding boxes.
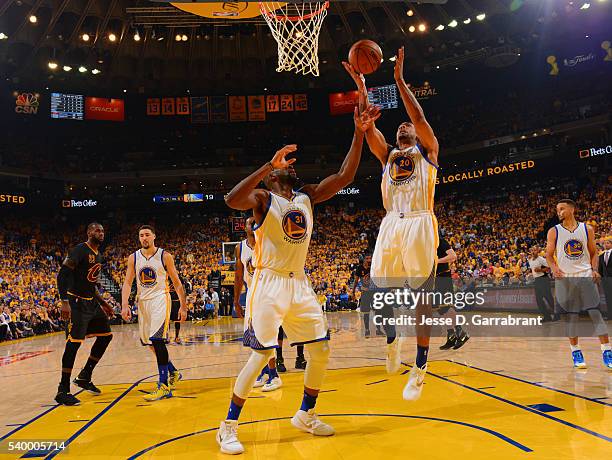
[267,161,274,171]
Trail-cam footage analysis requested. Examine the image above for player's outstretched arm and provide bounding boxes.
[224,144,297,211]
[394,46,439,164]
[302,106,379,204]
[121,253,136,322]
[233,244,245,318]
[342,61,389,166]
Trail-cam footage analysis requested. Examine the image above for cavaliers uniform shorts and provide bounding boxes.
[138,293,171,345]
[244,268,329,349]
[371,210,438,290]
[66,296,111,342]
[170,300,181,321]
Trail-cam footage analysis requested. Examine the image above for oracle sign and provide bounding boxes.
[85,97,125,121]
[329,91,359,115]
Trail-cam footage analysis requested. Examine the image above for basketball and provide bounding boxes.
[348,39,383,75]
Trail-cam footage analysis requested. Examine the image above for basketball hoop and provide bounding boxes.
[259,1,329,77]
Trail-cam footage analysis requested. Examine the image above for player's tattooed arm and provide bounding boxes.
[394,46,439,164]
[302,106,379,204]
[342,61,388,166]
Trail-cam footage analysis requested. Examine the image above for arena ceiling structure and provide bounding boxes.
[0,0,606,92]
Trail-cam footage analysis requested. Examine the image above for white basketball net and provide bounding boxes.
[259,2,329,77]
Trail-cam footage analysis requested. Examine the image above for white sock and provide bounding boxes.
[601,343,611,352]
[570,344,581,352]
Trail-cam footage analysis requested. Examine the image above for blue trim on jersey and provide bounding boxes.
[554,226,558,248]
[139,247,159,261]
[133,252,137,272]
[416,144,439,170]
[290,330,331,347]
[252,192,272,231]
[160,249,167,270]
[583,222,589,240]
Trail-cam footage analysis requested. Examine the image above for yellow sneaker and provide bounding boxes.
[144,383,172,401]
[168,371,183,390]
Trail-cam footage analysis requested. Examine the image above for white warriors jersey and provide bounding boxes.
[382,145,437,213]
[555,222,592,275]
[240,239,255,288]
[253,191,313,274]
[134,248,169,301]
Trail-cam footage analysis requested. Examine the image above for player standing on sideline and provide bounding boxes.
[55,223,115,406]
[545,199,612,369]
[436,233,469,350]
[121,225,188,401]
[352,254,384,337]
[344,46,439,400]
[217,105,379,454]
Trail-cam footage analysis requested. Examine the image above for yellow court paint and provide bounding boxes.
[2,361,610,459]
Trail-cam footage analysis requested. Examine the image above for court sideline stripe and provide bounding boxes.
[448,360,612,408]
[127,413,532,458]
[44,374,155,459]
[426,367,612,443]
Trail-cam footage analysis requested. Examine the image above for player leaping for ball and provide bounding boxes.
[217,105,379,455]
[344,46,440,401]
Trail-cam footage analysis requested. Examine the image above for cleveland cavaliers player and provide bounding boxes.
[217,105,379,455]
[344,46,439,400]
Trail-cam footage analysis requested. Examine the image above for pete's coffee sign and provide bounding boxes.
[579,145,612,159]
[14,92,40,115]
[62,199,97,208]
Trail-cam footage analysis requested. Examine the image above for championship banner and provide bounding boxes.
[146,98,160,116]
[211,96,228,123]
[436,160,536,185]
[248,95,265,121]
[161,97,176,115]
[13,91,40,115]
[229,96,247,122]
[294,94,308,111]
[85,97,125,121]
[191,96,209,124]
[329,91,359,115]
[266,95,280,112]
[176,97,190,115]
[280,94,294,112]
[544,40,610,76]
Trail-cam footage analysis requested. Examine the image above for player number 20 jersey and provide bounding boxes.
[382,145,437,213]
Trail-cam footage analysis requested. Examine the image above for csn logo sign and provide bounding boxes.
[14,92,40,115]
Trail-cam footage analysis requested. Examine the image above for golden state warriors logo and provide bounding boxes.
[87,263,101,283]
[282,209,308,243]
[564,239,584,259]
[389,152,416,186]
[246,258,255,277]
[138,266,157,287]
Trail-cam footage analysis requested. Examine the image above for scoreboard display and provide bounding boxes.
[367,84,398,110]
[51,93,84,120]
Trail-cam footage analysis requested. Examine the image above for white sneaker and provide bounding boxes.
[216,420,244,455]
[403,364,427,401]
[386,337,403,374]
[291,409,335,436]
[253,375,266,388]
[262,376,282,392]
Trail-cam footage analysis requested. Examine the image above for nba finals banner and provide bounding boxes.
[211,96,228,123]
[162,97,176,115]
[146,98,160,116]
[190,96,209,124]
[229,96,247,122]
[248,96,266,121]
